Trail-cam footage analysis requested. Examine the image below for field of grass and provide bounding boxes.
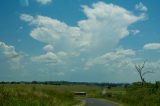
[65,82,160,106]
[121,83,160,106]
[0,84,80,106]
[97,82,160,106]
[1,83,160,106]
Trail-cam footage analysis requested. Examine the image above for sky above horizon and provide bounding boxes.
[0,0,160,83]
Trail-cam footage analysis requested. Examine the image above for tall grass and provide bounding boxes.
[1,83,159,106]
[121,83,160,106]
[98,83,160,106]
[0,84,79,106]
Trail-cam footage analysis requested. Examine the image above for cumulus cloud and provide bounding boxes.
[43,44,54,52]
[31,52,60,64]
[57,51,68,58]
[135,2,148,12]
[85,48,136,70]
[20,2,145,54]
[20,14,33,22]
[36,0,52,5]
[0,41,22,63]
[20,14,81,51]
[143,43,160,50]
[78,2,144,52]
[0,41,23,71]
[19,2,149,82]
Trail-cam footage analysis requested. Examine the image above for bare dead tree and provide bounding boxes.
[135,60,154,84]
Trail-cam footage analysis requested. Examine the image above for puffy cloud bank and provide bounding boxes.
[18,2,160,82]
[20,2,144,54]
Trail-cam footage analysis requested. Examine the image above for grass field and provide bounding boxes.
[0,84,111,106]
[0,83,160,106]
[97,82,160,106]
[0,84,108,106]
[0,84,80,106]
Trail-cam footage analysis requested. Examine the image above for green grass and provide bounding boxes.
[121,83,160,106]
[96,83,160,106]
[0,84,80,106]
[0,84,107,106]
[1,83,159,106]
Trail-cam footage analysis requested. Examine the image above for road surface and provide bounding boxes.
[80,98,118,106]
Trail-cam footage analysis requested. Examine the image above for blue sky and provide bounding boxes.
[0,0,160,82]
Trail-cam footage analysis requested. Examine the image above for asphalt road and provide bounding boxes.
[80,98,118,106]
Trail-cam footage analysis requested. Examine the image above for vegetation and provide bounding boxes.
[0,84,79,106]
[122,82,160,106]
[0,82,122,106]
[0,81,160,106]
[0,81,126,87]
[98,82,160,106]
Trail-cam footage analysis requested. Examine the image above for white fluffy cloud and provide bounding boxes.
[20,14,33,22]
[143,43,160,50]
[31,52,60,64]
[21,14,81,51]
[36,0,52,5]
[20,2,145,54]
[19,2,149,82]
[78,2,144,51]
[0,41,22,63]
[0,41,23,71]
[135,2,148,12]
[85,48,135,70]
[43,44,54,52]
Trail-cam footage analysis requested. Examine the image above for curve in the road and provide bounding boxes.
[80,98,118,106]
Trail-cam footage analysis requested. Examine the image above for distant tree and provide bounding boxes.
[135,60,154,84]
[107,86,111,89]
[32,81,38,84]
[155,81,160,89]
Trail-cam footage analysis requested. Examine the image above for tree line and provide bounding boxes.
[0,81,129,87]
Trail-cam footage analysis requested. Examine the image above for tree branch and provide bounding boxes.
[142,70,154,77]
